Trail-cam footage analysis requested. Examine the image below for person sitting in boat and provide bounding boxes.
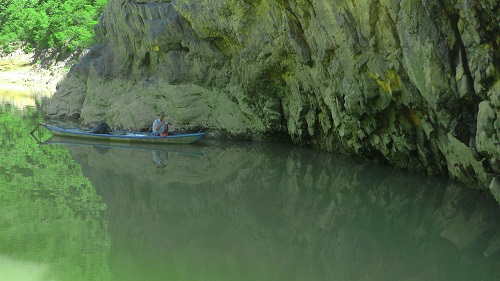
[152,112,169,136]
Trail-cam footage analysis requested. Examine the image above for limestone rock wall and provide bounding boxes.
[46,0,499,196]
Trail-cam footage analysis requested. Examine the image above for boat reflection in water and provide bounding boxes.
[45,137,500,281]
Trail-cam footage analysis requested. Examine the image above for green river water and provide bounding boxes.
[1,91,500,281]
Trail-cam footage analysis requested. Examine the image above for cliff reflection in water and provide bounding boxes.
[56,139,500,281]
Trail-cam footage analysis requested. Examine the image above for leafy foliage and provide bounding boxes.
[0,0,107,53]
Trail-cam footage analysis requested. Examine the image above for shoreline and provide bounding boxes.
[0,50,69,108]
[0,49,70,95]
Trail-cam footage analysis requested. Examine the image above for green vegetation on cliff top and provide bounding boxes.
[0,0,107,53]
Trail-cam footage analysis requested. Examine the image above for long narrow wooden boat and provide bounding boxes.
[40,124,205,144]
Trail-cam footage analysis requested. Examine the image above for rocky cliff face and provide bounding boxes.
[46,0,499,198]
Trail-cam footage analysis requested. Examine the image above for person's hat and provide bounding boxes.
[158,112,165,116]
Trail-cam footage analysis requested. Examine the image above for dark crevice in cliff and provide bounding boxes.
[143,51,151,67]
[447,14,476,98]
[283,4,313,66]
[448,38,460,78]
[434,0,480,149]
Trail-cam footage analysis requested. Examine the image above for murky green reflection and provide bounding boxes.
[0,105,111,281]
[66,140,500,281]
[1,104,500,281]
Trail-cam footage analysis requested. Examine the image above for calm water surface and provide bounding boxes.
[1,93,500,281]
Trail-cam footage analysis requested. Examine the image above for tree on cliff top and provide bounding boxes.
[0,0,107,53]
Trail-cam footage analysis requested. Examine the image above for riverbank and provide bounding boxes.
[0,48,73,108]
[0,48,72,93]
